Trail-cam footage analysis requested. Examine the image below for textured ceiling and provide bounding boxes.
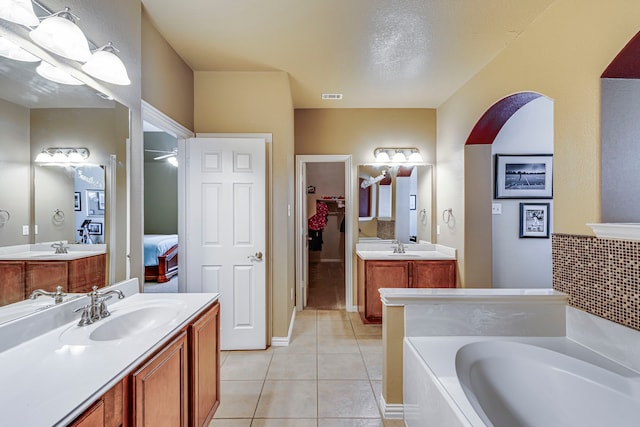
[142,0,555,108]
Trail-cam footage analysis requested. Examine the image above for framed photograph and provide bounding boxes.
[409,194,417,210]
[87,222,103,235]
[495,154,553,199]
[74,192,81,211]
[519,203,550,238]
[86,190,105,216]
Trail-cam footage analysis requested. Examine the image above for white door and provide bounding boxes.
[298,162,309,308]
[185,137,266,350]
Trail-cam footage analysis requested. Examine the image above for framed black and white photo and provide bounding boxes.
[87,222,103,235]
[409,194,416,210]
[519,203,550,238]
[86,190,105,216]
[495,154,553,199]
[74,192,81,211]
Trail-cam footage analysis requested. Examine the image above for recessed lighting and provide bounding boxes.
[322,93,343,100]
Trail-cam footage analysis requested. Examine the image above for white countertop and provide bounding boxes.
[0,290,219,426]
[356,242,457,261]
[0,250,106,261]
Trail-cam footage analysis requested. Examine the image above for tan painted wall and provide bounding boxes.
[194,71,295,339]
[436,0,640,286]
[295,109,437,306]
[141,7,194,131]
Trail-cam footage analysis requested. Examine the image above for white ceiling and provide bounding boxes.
[142,0,555,109]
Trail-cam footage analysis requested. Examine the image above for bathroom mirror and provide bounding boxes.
[357,164,432,243]
[0,30,130,315]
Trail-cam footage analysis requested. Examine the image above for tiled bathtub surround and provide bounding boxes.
[552,233,640,331]
[376,220,395,240]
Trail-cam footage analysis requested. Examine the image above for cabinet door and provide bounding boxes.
[190,302,220,427]
[70,400,105,427]
[69,254,107,293]
[70,379,126,427]
[365,261,409,321]
[411,260,456,288]
[132,331,188,427]
[25,261,68,297]
[0,261,25,305]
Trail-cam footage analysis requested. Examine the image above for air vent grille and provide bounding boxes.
[322,93,343,100]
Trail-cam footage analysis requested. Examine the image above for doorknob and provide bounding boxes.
[248,251,264,262]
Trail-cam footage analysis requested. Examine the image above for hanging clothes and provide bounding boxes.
[308,202,329,251]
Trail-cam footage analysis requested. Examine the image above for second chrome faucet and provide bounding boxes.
[75,286,125,326]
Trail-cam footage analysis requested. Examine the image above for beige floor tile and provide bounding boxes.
[362,353,382,380]
[251,419,318,427]
[318,419,384,427]
[316,309,348,320]
[317,319,355,336]
[221,353,273,380]
[297,309,318,318]
[318,354,369,380]
[350,322,382,338]
[209,419,253,427]
[267,353,317,380]
[356,336,383,354]
[370,381,383,409]
[274,333,317,354]
[318,334,360,354]
[220,351,231,366]
[318,381,380,418]
[255,380,318,418]
[293,317,318,336]
[382,420,406,427]
[214,381,264,419]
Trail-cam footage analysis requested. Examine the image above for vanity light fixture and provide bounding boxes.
[30,7,91,62]
[0,0,39,27]
[167,156,178,167]
[35,147,90,164]
[36,60,84,85]
[0,36,40,62]
[373,148,423,164]
[82,42,131,86]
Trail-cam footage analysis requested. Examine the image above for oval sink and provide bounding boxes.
[89,306,179,341]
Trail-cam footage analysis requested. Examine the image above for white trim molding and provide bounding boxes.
[271,308,296,347]
[379,393,404,419]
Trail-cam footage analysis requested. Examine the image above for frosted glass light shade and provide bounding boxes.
[34,150,52,163]
[30,9,91,62]
[82,43,131,85]
[36,61,84,85]
[0,36,40,62]
[408,151,423,162]
[167,156,178,167]
[0,0,39,27]
[375,150,390,163]
[392,151,406,162]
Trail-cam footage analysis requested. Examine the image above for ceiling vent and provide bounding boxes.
[322,93,343,100]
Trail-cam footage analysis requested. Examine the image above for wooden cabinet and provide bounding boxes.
[132,331,189,427]
[25,261,69,297]
[0,261,25,305]
[358,257,456,323]
[69,379,127,427]
[190,302,220,427]
[68,254,107,293]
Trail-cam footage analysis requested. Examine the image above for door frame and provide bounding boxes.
[141,101,194,292]
[295,155,355,312]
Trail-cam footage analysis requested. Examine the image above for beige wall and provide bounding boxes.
[436,0,640,286]
[295,109,437,305]
[194,71,295,339]
[141,7,194,131]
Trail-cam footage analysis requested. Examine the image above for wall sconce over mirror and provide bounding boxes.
[373,147,423,164]
[35,147,90,164]
[0,1,131,86]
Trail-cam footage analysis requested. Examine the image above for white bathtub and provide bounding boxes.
[404,336,640,427]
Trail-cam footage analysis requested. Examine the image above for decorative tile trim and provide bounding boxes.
[552,233,640,331]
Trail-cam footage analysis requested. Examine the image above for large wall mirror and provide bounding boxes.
[357,164,432,243]
[0,24,130,314]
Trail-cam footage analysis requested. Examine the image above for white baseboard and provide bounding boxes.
[379,393,404,420]
[271,308,296,347]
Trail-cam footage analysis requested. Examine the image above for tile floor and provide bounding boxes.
[210,309,404,427]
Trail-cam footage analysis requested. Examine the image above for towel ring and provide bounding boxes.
[442,208,453,224]
[53,209,65,223]
[0,209,9,226]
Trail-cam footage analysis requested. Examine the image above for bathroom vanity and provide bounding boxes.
[0,279,220,426]
[356,243,456,323]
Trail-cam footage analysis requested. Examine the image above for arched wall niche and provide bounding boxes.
[464,92,553,287]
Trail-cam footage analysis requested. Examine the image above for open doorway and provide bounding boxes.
[141,101,194,293]
[296,155,354,312]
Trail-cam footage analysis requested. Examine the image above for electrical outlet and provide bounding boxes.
[492,203,502,215]
[22,225,29,235]
[437,225,441,235]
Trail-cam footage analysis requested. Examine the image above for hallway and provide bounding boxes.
[210,309,403,426]
[307,261,345,310]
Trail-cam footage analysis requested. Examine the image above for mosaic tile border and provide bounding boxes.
[552,233,640,331]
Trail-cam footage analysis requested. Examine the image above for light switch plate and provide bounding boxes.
[492,203,502,215]
[22,225,29,235]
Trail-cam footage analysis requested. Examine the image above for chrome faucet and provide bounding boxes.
[30,286,67,304]
[392,240,406,254]
[51,241,69,254]
[75,286,125,326]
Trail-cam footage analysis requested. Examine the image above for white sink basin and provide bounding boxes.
[59,298,187,344]
[386,253,421,257]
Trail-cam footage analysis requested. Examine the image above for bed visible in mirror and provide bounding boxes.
[144,234,179,283]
